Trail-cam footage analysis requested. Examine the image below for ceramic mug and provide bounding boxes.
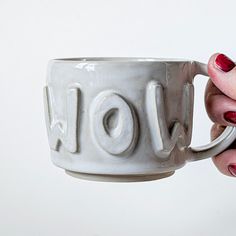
[44,58,236,182]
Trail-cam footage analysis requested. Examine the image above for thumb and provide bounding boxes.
[208,53,236,100]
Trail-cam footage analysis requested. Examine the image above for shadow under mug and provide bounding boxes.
[44,58,236,182]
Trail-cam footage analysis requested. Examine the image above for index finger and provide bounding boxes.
[208,53,236,100]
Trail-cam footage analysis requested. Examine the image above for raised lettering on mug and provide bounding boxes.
[44,85,81,153]
[146,81,193,158]
[90,91,139,156]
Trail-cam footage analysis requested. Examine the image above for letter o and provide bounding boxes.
[90,91,139,156]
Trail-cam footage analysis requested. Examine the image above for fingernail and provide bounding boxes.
[215,54,235,72]
[224,111,236,124]
[228,164,236,176]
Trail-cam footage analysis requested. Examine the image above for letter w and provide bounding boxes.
[43,85,81,153]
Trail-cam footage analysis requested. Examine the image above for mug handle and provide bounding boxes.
[187,61,236,161]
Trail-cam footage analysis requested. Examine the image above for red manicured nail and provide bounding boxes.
[224,111,236,124]
[228,164,236,177]
[215,54,235,72]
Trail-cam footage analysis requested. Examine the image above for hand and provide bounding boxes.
[205,53,236,177]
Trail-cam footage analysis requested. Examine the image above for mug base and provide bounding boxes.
[65,170,175,182]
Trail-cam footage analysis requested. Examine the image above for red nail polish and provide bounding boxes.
[228,164,236,176]
[215,54,235,72]
[224,111,236,124]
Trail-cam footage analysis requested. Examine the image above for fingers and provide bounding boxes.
[210,124,236,177]
[212,149,236,177]
[205,80,236,126]
[206,53,236,177]
[208,53,236,100]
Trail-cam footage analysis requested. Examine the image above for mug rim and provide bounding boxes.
[52,57,192,63]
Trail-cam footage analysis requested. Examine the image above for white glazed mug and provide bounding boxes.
[44,58,236,182]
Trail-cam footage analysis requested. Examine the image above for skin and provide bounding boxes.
[205,53,236,177]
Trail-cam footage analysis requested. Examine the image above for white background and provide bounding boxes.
[0,0,235,235]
